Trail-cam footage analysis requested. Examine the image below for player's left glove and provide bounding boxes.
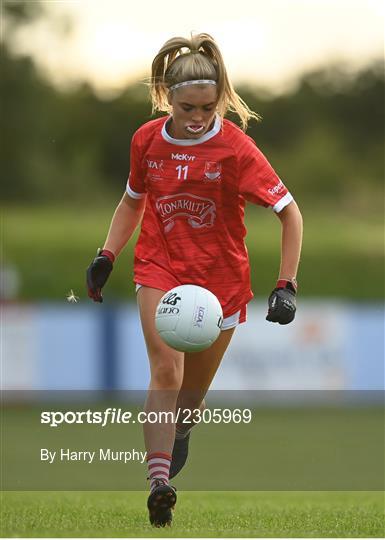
[86,248,115,303]
[266,279,297,325]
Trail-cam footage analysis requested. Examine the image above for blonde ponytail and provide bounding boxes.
[150,33,260,131]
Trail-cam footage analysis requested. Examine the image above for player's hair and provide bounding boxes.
[150,33,260,131]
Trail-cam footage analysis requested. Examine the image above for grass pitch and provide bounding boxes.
[1,491,384,537]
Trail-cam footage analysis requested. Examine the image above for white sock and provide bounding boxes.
[147,452,171,492]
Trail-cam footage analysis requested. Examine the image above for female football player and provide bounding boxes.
[87,33,303,527]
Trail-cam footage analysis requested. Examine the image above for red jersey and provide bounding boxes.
[127,115,293,318]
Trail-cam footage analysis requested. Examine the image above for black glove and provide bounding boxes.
[86,248,115,303]
[266,279,297,325]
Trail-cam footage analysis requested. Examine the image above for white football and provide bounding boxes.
[155,285,223,352]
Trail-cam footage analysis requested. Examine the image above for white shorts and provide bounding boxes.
[135,283,246,330]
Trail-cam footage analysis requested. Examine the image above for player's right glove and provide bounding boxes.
[266,279,297,325]
[86,248,115,303]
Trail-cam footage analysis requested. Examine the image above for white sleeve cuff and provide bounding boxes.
[126,183,146,199]
[273,192,293,213]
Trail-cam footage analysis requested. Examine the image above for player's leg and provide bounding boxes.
[137,286,183,525]
[178,326,235,406]
[137,286,184,452]
[170,327,235,478]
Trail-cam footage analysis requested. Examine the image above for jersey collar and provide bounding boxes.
[161,114,221,146]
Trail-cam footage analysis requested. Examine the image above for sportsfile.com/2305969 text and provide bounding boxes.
[40,408,252,427]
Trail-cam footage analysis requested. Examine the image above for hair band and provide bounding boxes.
[169,79,217,91]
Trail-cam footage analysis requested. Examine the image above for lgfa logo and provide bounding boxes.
[146,159,164,170]
[171,153,196,161]
[193,305,206,328]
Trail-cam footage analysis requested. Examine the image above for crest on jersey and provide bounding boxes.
[203,161,221,182]
[156,193,216,233]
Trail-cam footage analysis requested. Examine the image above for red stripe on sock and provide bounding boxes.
[148,462,170,470]
[147,452,172,462]
[149,471,168,479]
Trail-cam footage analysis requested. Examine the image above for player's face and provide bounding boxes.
[168,85,218,139]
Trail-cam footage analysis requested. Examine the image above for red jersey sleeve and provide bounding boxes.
[126,131,146,199]
[238,135,293,212]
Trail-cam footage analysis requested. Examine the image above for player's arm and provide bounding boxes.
[103,192,146,256]
[87,192,146,302]
[276,200,303,283]
[266,200,303,324]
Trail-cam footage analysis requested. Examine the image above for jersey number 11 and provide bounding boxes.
[176,165,188,180]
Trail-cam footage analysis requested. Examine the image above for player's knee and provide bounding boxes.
[151,365,182,389]
[149,352,183,389]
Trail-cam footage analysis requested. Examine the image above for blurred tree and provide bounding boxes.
[1,0,72,44]
[0,2,383,214]
[244,62,384,213]
[1,0,46,38]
